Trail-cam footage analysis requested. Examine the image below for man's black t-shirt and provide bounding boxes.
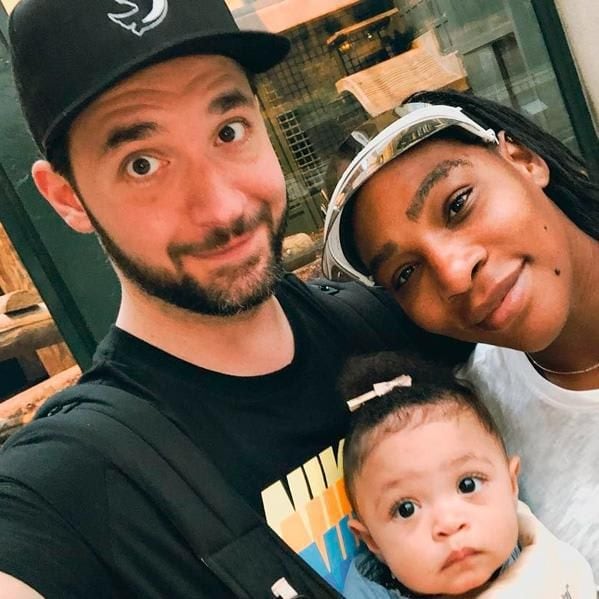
[0,275,466,598]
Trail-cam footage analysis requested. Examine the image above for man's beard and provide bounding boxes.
[86,204,286,317]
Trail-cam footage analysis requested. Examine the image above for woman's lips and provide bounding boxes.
[474,263,526,331]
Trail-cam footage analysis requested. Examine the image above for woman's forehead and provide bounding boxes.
[367,137,482,184]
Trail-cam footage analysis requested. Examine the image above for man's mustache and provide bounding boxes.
[168,204,273,262]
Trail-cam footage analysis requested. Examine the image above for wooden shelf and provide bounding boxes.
[335,30,469,117]
[326,8,398,46]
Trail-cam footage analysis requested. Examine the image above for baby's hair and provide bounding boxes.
[340,351,505,514]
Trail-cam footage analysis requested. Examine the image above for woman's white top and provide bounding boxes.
[459,344,599,579]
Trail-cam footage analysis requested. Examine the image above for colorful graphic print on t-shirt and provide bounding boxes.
[261,440,359,591]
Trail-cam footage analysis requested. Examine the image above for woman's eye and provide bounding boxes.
[447,188,472,221]
[393,265,416,289]
[458,476,484,494]
[217,121,248,144]
[392,500,418,519]
[125,155,161,178]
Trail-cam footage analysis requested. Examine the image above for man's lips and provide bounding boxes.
[442,547,478,570]
[470,263,525,330]
[185,229,260,260]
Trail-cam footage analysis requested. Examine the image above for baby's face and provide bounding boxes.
[351,410,519,596]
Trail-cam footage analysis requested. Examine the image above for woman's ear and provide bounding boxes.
[497,131,550,188]
[31,160,95,233]
[348,517,383,559]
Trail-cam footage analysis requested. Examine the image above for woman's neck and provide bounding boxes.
[527,231,599,390]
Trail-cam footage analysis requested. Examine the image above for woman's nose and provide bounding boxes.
[426,240,485,301]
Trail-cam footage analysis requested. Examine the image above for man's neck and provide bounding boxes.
[115,284,294,376]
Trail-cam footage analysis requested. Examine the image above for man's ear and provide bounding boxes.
[31,160,94,233]
[348,517,383,559]
[508,454,521,500]
[497,131,550,188]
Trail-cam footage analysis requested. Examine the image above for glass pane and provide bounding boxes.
[231,0,582,236]
[396,0,580,151]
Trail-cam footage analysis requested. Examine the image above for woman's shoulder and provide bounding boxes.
[463,343,522,369]
[459,343,547,386]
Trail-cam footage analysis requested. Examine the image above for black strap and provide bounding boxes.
[302,276,473,365]
[37,386,342,599]
[303,277,407,350]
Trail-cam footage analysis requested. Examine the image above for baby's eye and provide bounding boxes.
[217,120,248,144]
[392,500,418,519]
[125,155,161,178]
[458,476,484,494]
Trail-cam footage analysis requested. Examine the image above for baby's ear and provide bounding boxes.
[348,517,383,559]
[508,455,521,499]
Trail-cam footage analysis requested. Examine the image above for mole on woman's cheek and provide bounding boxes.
[544,225,548,231]
[554,268,561,276]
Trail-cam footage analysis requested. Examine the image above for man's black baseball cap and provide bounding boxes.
[9,0,290,158]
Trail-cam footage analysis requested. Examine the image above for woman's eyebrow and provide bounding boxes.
[406,158,472,221]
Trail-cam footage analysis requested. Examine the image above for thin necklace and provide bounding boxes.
[526,353,599,376]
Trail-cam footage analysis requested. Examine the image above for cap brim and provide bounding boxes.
[44,30,290,153]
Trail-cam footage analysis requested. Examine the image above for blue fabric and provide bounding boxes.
[344,553,407,599]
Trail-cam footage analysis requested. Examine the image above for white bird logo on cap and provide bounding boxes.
[108,0,169,37]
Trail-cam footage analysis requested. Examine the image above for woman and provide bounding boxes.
[322,90,599,578]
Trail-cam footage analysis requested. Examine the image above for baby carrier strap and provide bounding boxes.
[299,275,473,363]
[286,275,409,350]
[36,384,343,599]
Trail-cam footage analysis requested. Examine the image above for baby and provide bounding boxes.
[340,352,594,598]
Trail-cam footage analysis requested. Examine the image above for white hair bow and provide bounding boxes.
[346,375,412,412]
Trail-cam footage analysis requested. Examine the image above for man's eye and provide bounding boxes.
[217,121,248,144]
[392,500,418,519]
[447,188,472,220]
[458,476,484,494]
[393,265,416,290]
[125,155,160,178]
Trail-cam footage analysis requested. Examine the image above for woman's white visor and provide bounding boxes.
[322,104,498,286]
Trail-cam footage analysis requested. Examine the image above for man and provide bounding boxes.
[0,0,463,597]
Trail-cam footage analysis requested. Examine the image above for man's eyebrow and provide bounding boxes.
[368,241,398,279]
[207,89,253,115]
[406,158,472,221]
[102,122,160,155]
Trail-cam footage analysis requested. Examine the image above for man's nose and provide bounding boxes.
[183,165,249,227]
[425,239,485,300]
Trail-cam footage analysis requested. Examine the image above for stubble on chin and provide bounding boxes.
[99,222,284,316]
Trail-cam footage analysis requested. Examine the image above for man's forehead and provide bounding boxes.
[72,54,250,128]
[98,54,248,102]
[67,53,253,155]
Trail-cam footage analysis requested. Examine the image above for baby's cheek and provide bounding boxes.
[498,507,520,560]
